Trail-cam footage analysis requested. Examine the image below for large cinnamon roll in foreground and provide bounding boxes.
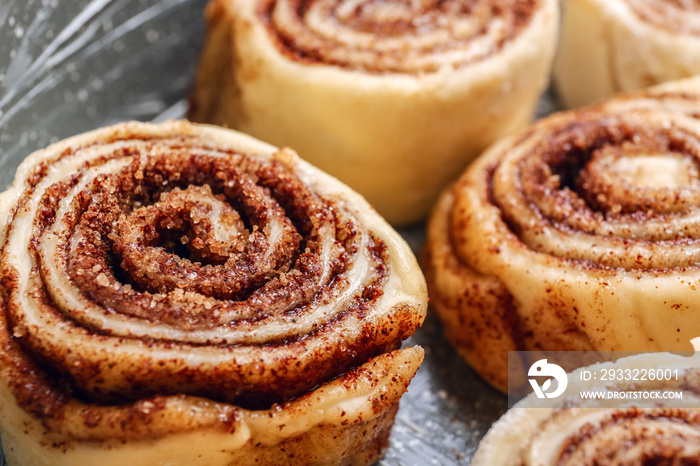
[473,344,700,465]
[0,120,427,465]
[189,0,558,225]
[555,0,700,108]
[424,77,700,392]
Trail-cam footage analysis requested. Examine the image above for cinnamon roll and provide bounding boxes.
[424,77,700,392]
[554,0,700,108]
[472,345,700,465]
[0,120,427,465]
[189,0,558,225]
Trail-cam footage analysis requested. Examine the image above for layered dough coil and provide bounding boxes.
[424,77,700,392]
[189,0,558,225]
[472,343,700,465]
[0,120,427,465]
[555,0,700,109]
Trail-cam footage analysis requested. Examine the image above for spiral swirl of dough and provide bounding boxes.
[0,121,426,432]
[425,78,700,391]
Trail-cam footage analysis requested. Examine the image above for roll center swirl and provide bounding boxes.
[123,185,251,267]
[602,152,694,188]
[624,0,700,35]
[485,111,700,268]
[263,0,539,73]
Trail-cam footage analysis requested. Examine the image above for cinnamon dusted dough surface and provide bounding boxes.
[425,77,700,392]
[0,119,428,465]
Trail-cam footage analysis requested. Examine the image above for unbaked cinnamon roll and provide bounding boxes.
[424,77,700,392]
[189,0,558,225]
[472,345,700,465]
[554,0,700,108]
[0,120,427,465]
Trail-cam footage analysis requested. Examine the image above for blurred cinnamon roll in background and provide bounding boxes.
[189,0,558,225]
[555,0,700,108]
[424,77,700,392]
[0,120,427,465]
[472,344,700,465]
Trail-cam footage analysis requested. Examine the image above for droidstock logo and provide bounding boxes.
[528,359,568,399]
